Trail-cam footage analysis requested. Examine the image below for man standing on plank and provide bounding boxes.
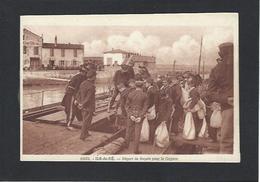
[75,70,96,140]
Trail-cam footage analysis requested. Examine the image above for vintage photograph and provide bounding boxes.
[20,13,239,162]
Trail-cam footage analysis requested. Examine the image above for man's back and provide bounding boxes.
[126,89,148,118]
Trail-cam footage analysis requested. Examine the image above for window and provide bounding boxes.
[34,47,39,55]
[73,49,77,57]
[50,48,54,56]
[59,60,65,66]
[61,49,65,57]
[23,46,26,54]
[72,60,77,66]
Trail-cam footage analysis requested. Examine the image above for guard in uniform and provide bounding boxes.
[61,65,87,128]
[206,42,234,154]
[108,64,130,111]
[75,70,96,140]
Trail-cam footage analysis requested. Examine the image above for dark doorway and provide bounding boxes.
[30,57,40,70]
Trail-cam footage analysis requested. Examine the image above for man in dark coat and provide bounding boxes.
[125,81,149,154]
[75,70,96,140]
[144,78,160,144]
[169,75,184,135]
[61,65,87,128]
[108,64,130,111]
[157,90,173,131]
[206,42,234,154]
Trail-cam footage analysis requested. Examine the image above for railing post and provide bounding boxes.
[41,90,44,108]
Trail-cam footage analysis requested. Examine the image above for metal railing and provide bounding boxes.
[23,86,112,110]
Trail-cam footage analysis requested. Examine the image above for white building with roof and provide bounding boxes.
[103,49,156,69]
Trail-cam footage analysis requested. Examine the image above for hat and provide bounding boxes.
[79,64,87,72]
[219,42,233,50]
[135,80,144,87]
[86,70,96,79]
[218,42,233,56]
[120,64,128,71]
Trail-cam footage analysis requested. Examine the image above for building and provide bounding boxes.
[23,28,43,70]
[23,28,84,70]
[42,36,84,69]
[103,49,156,69]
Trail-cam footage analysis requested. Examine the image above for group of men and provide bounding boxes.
[61,41,234,154]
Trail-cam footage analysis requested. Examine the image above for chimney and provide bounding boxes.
[55,35,57,46]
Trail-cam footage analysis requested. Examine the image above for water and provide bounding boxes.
[23,84,110,110]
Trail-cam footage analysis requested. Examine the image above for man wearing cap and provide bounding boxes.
[125,80,149,154]
[206,42,234,154]
[75,70,96,140]
[108,64,131,111]
[127,60,135,80]
[144,78,160,144]
[169,74,184,135]
[61,65,87,129]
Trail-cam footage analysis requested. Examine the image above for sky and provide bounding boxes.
[22,14,236,65]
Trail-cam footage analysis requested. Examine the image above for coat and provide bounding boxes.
[76,80,96,112]
[126,88,149,118]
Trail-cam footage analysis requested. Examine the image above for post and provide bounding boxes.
[202,60,205,79]
[172,60,176,75]
[41,91,44,107]
[198,36,203,75]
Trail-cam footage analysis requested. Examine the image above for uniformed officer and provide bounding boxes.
[108,64,130,112]
[206,42,234,154]
[61,65,87,129]
[75,70,96,140]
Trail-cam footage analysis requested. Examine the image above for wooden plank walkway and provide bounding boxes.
[23,110,115,155]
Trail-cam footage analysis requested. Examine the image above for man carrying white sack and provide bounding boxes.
[206,42,234,154]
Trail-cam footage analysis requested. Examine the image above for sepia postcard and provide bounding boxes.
[20,13,239,162]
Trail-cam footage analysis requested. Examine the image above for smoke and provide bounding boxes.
[83,28,233,65]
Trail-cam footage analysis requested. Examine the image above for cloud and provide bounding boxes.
[83,28,233,65]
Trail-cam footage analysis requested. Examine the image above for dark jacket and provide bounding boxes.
[126,89,149,118]
[127,66,135,80]
[189,87,201,109]
[170,83,182,108]
[146,85,160,112]
[65,73,86,95]
[157,96,173,122]
[113,70,130,87]
[206,61,233,110]
[120,87,136,117]
[76,80,96,112]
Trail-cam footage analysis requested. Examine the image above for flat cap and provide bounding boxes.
[219,42,233,49]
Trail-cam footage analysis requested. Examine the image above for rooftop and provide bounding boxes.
[103,49,130,54]
[42,43,84,50]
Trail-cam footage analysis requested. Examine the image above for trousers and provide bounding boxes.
[220,108,233,154]
[125,117,144,153]
[109,87,119,108]
[80,109,93,139]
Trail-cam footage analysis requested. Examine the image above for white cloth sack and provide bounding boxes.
[198,118,207,138]
[140,117,150,142]
[147,105,156,120]
[210,110,222,128]
[183,112,196,140]
[155,121,170,148]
